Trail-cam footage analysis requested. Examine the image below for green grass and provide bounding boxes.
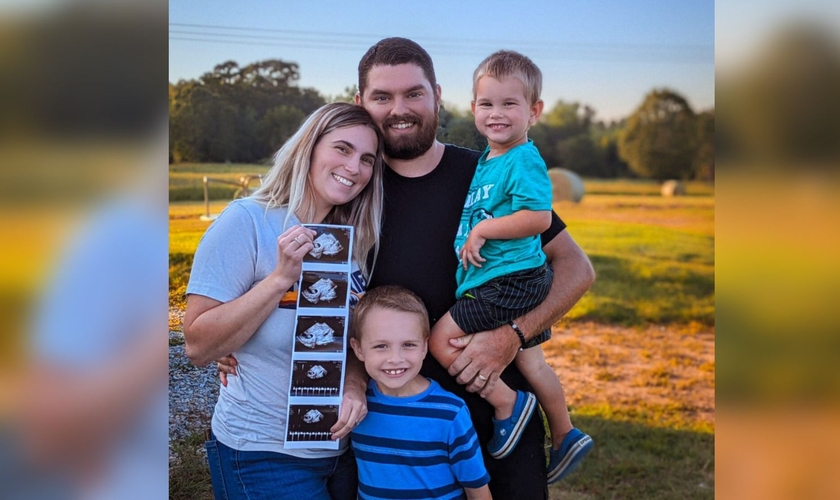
[548,413,714,499]
[168,201,231,253]
[168,411,714,500]
[169,252,193,310]
[569,221,714,325]
[554,194,714,326]
[582,178,714,197]
[169,163,270,201]
[169,432,214,500]
[170,162,271,174]
[169,218,216,255]
[168,174,715,499]
[169,200,239,308]
[169,188,715,327]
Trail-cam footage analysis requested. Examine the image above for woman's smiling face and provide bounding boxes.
[308,125,378,219]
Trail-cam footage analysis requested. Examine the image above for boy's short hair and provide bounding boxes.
[358,37,437,98]
[472,50,542,105]
[352,285,430,341]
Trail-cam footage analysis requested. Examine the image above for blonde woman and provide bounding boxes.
[184,102,383,500]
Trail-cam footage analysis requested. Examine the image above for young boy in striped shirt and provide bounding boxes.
[350,285,491,500]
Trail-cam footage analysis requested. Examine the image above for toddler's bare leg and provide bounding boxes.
[515,346,574,449]
[430,313,517,419]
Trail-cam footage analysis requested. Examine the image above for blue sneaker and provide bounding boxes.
[487,391,537,459]
[547,428,593,484]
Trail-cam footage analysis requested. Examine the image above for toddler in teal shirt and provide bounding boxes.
[429,50,593,485]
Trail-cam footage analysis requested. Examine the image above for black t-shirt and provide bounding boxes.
[368,142,566,395]
[369,144,565,324]
[368,144,563,497]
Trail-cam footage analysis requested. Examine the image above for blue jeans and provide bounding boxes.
[205,431,358,500]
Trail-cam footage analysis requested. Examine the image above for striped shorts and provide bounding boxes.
[450,263,553,349]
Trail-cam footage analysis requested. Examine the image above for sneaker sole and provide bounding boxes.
[547,435,593,484]
[489,392,537,459]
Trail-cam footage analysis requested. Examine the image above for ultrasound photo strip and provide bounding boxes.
[302,225,352,265]
[293,316,345,354]
[286,404,339,443]
[291,360,342,397]
[298,271,349,309]
[284,224,354,450]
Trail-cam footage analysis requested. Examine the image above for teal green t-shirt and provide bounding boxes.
[454,140,553,298]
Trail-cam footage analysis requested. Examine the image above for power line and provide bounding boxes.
[170,23,381,39]
[168,23,713,64]
[169,22,711,53]
[170,30,373,48]
[169,36,368,51]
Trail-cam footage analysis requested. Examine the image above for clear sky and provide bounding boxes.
[169,0,714,122]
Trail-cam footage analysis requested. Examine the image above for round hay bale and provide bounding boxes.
[548,168,585,203]
[661,180,686,197]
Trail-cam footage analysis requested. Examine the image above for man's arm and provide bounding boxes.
[447,230,595,395]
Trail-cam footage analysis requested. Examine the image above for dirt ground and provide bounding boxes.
[171,308,715,429]
[544,321,715,429]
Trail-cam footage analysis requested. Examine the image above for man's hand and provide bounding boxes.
[447,324,519,397]
[447,231,594,398]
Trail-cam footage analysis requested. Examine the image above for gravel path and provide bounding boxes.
[169,330,218,461]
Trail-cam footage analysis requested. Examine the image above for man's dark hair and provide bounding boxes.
[357,37,437,97]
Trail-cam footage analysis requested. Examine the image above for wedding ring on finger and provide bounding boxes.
[477,374,488,382]
[293,236,303,246]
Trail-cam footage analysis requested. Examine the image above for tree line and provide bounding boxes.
[170,59,713,181]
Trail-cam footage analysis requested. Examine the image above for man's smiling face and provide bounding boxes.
[357,63,440,161]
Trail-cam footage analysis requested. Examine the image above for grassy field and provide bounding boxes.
[169,163,270,201]
[582,178,714,197]
[169,194,714,327]
[558,195,714,325]
[541,320,714,499]
[168,165,715,499]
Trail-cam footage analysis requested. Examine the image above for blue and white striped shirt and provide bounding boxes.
[351,379,490,500]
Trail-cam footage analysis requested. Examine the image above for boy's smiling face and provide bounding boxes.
[350,307,429,397]
[472,75,543,157]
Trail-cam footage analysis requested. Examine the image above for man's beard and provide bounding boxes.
[382,111,439,160]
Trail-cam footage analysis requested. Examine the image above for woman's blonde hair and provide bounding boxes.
[252,102,384,279]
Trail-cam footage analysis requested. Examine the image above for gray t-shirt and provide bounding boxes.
[187,198,364,458]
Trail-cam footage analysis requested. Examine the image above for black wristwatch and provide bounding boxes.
[508,320,527,351]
